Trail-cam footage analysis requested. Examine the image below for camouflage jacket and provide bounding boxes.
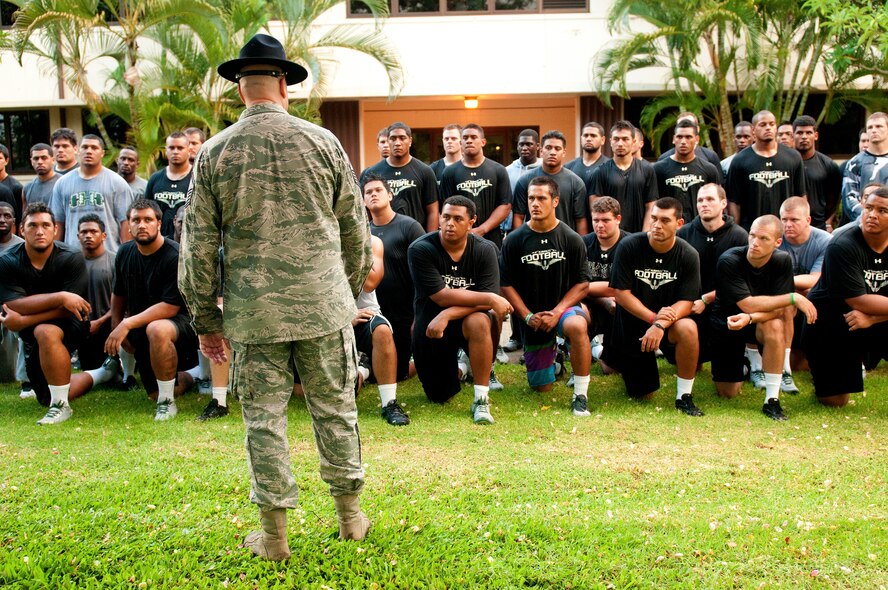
[179,102,371,343]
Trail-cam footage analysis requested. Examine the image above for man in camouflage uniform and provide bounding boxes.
[179,34,373,561]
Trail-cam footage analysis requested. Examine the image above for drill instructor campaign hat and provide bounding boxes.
[217,34,308,86]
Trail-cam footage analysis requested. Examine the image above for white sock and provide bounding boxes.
[357,365,370,382]
[747,347,762,372]
[676,376,695,400]
[85,365,112,385]
[573,374,590,399]
[185,365,202,380]
[378,383,397,406]
[119,348,136,379]
[473,384,489,402]
[764,373,780,402]
[783,348,792,374]
[48,384,70,406]
[157,378,176,403]
[212,386,227,407]
[198,352,211,379]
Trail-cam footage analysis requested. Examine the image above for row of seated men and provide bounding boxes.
[3,114,887,426]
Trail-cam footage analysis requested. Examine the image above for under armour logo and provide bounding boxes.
[655,258,663,263]
[470,172,477,177]
[706,237,714,242]
[541,239,548,244]
[602,253,608,259]
[451,266,458,271]
[395,171,401,175]
[876,259,882,264]
[681,167,687,172]
[765,161,773,167]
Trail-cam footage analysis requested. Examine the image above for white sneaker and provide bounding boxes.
[495,346,509,364]
[591,336,604,361]
[750,370,766,390]
[472,396,494,424]
[195,378,212,395]
[155,399,178,421]
[20,388,36,400]
[37,402,72,425]
[457,348,472,381]
[780,372,800,395]
[488,369,504,391]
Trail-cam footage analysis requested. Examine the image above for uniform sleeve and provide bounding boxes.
[703,160,721,185]
[408,240,445,299]
[825,157,842,219]
[178,149,224,334]
[332,145,373,299]
[475,240,500,294]
[114,178,134,223]
[496,166,513,207]
[112,248,126,297]
[675,247,701,301]
[823,238,867,299]
[60,251,89,299]
[643,163,659,203]
[439,166,456,203]
[50,179,66,224]
[144,174,157,201]
[773,255,795,295]
[569,232,592,284]
[571,176,587,220]
[421,165,439,207]
[726,159,743,205]
[160,247,186,307]
[512,177,528,216]
[407,218,425,244]
[715,252,751,305]
[793,154,807,198]
[589,167,603,197]
[0,255,25,304]
[608,237,635,290]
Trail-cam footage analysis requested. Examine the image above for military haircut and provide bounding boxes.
[30,143,52,157]
[184,127,206,142]
[528,175,559,199]
[751,110,775,126]
[792,115,817,131]
[518,128,539,142]
[653,196,683,220]
[128,198,163,220]
[81,134,105,149]
[463,123,485,138]
[51,127,77,146]
[752,214,784,238]
[610,120,635,136]
[78,213,106,233]
[23,202,55,224]
[387,121,412,138]
[699,182,726,202]
[167,130,188,142]
[443,195,476,219]
[582,122,605,136]
[675,119,698,135]
[0,202,14,214]
[442,123,462,133]
[590,196,621,217]
[376,127,389,140]
[541,129,567,147]
[735,121,753,131]
[780,196,810,217]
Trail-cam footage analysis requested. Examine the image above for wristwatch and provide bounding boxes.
[652,321,666,332]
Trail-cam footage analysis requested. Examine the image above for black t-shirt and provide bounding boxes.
[609,233,701,339]
[407,232,500,331]
[440,159,512,246]
[360,158,438,229]
[659,146,724,182]
[589,159,659,233]
[512,167,587,233]
[0,176,23,224]
[429,158,448,182]
[653,157,721,222]
[565,155,611,193]
[0,241,88,304]
[676,215,749,293]
[112,238,186,317]
[808,226,888,317]
[711,246,794,329]
[500,222,590,344]
[370,213,425,323]
[0,183,16,224]
[583,229,628,283]
[802,151,841,229]
[145,167,193,239]
[726,144,807,230]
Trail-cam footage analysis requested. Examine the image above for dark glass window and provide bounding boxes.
[0,110,51,175]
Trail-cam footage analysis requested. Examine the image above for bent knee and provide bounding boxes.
[146,319,176,341]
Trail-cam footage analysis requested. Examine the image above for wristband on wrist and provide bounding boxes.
[524,312,533,325]
[790,293,795,306]
[649,313,656,324]
[701,295,708,306]
[747,313,754,324]
[652,321,666,332]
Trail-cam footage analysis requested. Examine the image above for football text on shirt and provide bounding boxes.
[455,178,493,197]
[388,179,417,196]
[521,249,566,271]
[666,174,705,192]
[634,268,678,290]
[748,170,790,189]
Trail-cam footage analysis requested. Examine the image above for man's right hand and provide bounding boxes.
[488,294,513,319]
[60,292,91,322]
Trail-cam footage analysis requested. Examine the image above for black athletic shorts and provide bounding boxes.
[20,318,90,407]
[77,321,112,372]
[387,315,414,382]
[413,312,494,404]
[127,314,198,395]
[709,322,757,383]
[691,309,712,363]
[602,328,678,399]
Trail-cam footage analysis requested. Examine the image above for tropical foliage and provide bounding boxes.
[592,0,888,155]
[2,0,403,173]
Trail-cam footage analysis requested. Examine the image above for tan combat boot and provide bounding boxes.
[334,495,371,540]
[242,508,291,561]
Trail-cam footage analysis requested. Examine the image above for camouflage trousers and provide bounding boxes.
[230,325,364,511]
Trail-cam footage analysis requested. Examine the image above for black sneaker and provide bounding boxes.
[762,398,788,421]
[197,399,229,421]
[118,376,139,392]
[101,356,122,381]
[675,394,704,417]
[381,400,410,426]
[571,395,591,417]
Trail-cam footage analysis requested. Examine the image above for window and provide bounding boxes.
[349,0,586,16]
[0,110,51,175]
[1,1,16,27]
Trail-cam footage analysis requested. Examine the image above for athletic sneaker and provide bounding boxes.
[119,376,139,392]
[195,378,212,395]
[675,394,704,417]
[495,346,509,364]
[154,399,178,421]
[750,370,766,390]
[381,400,410,426]
[571,395,591,417]
[780,372,800,395]
[197,399,229,421]
[472,396,494,424]
[762,398,788,421]
[71,351,80,370]
[591,335,604,361]
[101,355,122,381]
[503,338,522,352]
[19,382,35,400]
[37,402,72,425]
[566,372,575,388]
[457,348,471,381]
[489,369,504,391]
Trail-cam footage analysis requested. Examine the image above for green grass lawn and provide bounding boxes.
[1,361,886,589]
